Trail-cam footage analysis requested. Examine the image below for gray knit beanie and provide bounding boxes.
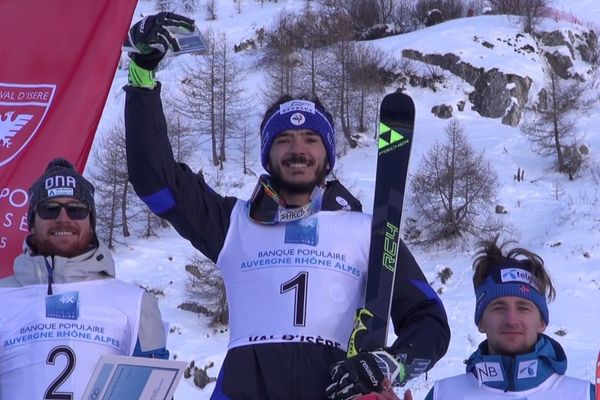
[27,158,96,229]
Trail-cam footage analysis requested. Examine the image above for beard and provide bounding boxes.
[30,223,95,258]
[268,156,329,196]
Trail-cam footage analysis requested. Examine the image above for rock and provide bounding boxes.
[520,44,535,53]
[425,9,444,27]
[502,104,521,127]
[192,361,216,389]
[469,69,512,118]
[432,104,453,119]
[495,205,507,214]
[579,30,599,63]
[193,368,210,388]
[537,30,568,47]
[579,144,589,155]
[544,51,573,79]
[536,88,548,111]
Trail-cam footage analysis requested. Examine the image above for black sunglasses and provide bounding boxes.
[36,202,90,220]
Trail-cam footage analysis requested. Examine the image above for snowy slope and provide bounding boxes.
[94,1,600,398]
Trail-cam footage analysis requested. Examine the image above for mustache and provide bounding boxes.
[282,155,313,164]
[48,222,80,233]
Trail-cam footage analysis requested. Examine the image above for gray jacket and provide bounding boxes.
[0,239,169,358]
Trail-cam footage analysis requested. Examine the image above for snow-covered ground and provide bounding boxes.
[95,1,600,398]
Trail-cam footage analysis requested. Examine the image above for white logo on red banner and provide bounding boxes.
[0,83,56,167]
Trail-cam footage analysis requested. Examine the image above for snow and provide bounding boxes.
[94,1,600,398]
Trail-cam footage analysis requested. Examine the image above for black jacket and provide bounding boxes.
[125,84,450,399]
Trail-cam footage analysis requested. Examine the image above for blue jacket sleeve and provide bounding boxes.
[387,240,450,377]
[124,84,237,262]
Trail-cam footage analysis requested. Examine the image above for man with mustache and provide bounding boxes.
[124,13,450,399]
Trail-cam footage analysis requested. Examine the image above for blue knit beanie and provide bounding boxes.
[474,262,549,325]
[260,99,335,172]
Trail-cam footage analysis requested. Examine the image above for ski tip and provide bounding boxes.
[381,92,415,118]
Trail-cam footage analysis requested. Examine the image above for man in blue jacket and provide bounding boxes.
[426,235,595,400]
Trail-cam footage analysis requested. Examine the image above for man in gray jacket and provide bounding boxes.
[0,157,169,399]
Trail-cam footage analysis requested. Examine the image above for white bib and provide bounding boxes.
[218,201,371,351]
[433,372,591,399]
[0,279,143,399]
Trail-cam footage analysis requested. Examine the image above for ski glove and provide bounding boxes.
[326,351,406,400]
[127,12,195,71]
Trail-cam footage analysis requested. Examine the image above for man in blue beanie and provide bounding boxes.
[124,12,450,399]
[425,235,595,400]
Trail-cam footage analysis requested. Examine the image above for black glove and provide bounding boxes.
[127,12,195,70]
[325,351,406,400]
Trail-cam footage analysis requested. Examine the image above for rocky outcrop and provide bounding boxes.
[401,51,482,85]
[534,28,598,78]
[402,49,531,124]
[577,30,599,63]
[401,25,596,125]
[469,69,531,119]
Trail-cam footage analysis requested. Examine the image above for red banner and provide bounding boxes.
[0,0,137,277]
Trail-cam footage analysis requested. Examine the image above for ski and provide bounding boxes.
[348,91,416,356]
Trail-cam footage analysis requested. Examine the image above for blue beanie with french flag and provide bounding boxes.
[260,99,335,172]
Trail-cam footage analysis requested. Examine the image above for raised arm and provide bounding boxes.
[124,84,236,262]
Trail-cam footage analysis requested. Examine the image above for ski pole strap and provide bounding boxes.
[371,350,407,387]
[347,307,374,357]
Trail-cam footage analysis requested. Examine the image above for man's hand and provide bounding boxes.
[326,351,406,400]
[127,12,195,71]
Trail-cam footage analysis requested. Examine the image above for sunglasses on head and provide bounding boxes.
[36,202,89,220]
